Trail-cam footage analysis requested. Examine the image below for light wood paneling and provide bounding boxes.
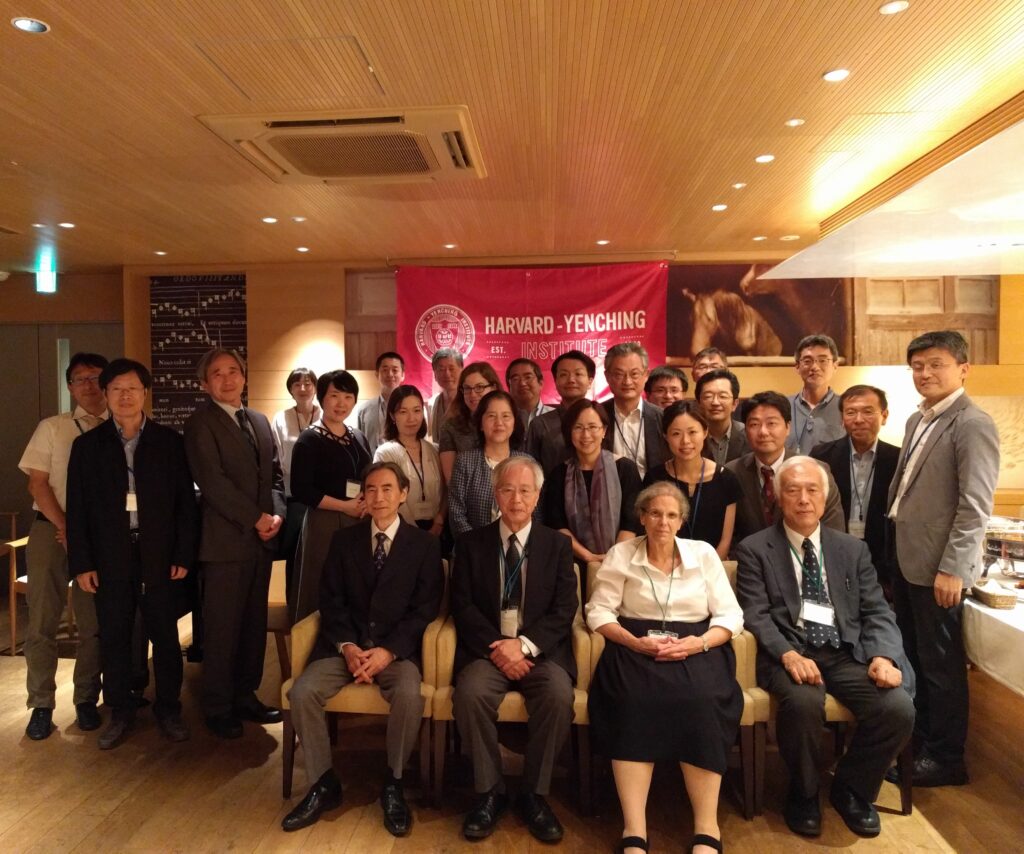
[0,272,122,323]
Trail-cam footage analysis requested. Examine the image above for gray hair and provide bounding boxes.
[634,481,690,523]
[777,455,830,498]
[432,347,465,368]
[492,455,545,492]
[604,341,649,372]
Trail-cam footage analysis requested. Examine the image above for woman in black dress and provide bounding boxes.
[644,400,740,559]
[290,369,370,621]
[585,482,743,854]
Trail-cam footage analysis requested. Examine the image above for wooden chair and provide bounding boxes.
[266,559,291,680]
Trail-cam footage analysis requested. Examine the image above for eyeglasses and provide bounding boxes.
[909,360,958,374]
[462,383,495,395]
[108,386,146,397]
[608,369,645,382]
[571,424,604,434]
[69,375,101,386]
[643,510,681,522]
[699,391,734,402]
[797,357,834,369]
[496,486,538,498]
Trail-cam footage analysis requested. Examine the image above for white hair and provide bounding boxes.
[492,455,545,492]
[777,455,830,498]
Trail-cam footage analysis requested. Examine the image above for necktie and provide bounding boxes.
[504,533,522,609]
[801,538,841,648]
[235,409,259,460]
[761,465,776,525]
[374,532,388,572]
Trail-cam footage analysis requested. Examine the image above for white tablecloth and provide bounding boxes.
[963,586,1024,697]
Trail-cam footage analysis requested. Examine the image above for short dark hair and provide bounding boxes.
[795,334,839,361]
[695,368,740,400]
[431,348,464,368]
[383,384,427,442]
[693,346,728,366]
[316,369,359,405]
[474,389,525,449]
[906,330,969,365]
[99,358,152,391]
[506,358,543,386]
[560,398,609,447]
[196,348,246,382]
[376,351,405,371]
[644,365,689,395]
[840,384,888,411]
[66,352,108,384]
[661,399,708,434]
[361,460,410,493]
[740,390,791,424]
[551,350,596,380]
[285,367,317,392]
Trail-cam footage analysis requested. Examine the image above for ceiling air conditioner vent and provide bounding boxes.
[199,106,485,184]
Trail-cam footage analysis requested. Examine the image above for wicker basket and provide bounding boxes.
[971,580,1018,609]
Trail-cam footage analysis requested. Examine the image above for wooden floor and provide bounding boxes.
[2,632,1022,853]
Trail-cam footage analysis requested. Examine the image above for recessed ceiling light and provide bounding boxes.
[11,17,50,33]
[823,68,850,82]
[443,243,458,249]
[32,222,45,228]
[711,204,728,212]
[261,216,278,224]
[879,1,910,14]
[58,222,75,228]
[291,216,307,222]
[752,236,768,241]
[595,239,611,246]
[296,246,309,253]
[732,182,747,190]
[755,154,775,164]
[780,234,801,241]
[154,250,167,256]
[785,118,805,127]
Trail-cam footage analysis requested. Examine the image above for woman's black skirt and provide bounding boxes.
[588,617,743,773]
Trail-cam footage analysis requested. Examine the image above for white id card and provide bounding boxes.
[802,600,835,626]
[409,499,433,520]
[847,519,866,539]
[345,479,362,499]
[125,493,138,512]
[647,629,679,639]
[500,608,520,638]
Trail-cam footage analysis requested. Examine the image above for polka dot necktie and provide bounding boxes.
[761,466,777,525]
[801,538,841,649]
[374,532,388,572]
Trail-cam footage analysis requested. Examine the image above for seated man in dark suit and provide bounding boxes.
[452,456,578,842]
[526,349,595,474]
[736,457,914,839]
[282,462,443,835]
[810,385,899,596]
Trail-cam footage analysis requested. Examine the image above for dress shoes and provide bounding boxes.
[76,702,102,732]
[26,708,54,741]
[98,713,135,750]
[462,790,508,839]
[156,711,190,742]
[515,791,564,842]
[829,784,880,837]
[205,714,243,739]
[909,755,968,787]
[784,789,822,837]
[282,771,342,832]
[380,780,411,836]
[234,697,283,725]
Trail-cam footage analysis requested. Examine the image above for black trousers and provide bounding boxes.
[200,555,272,717]
[761,645,915,802]
[94,547,184,717]
[892,571,968,765]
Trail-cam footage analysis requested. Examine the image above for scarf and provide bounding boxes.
[565,449,621,554]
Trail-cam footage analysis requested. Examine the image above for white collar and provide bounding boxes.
[848,437,878,459]
[919,386,964,420]
[371,516,402,542]
[214,399,244,419]
[71,405,109,422]
[499,519,532,547]
[784,522,821,554]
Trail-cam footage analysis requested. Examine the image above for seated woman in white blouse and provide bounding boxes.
[585,482,744,854]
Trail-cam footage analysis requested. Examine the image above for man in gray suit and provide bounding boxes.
[887,330,999,787]
[600,342,669,479]
[737,457,914,839]
[184,348,286,739]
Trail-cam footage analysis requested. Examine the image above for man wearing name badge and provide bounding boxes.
[643,364,689,410]
[67,359,198,749]
[427,347,463,445]
[810,385,899,597]
[347,351,406,455]
[452,456,578,842]
[601,342,669,480]
[18,352,109,741]
[690,347,728,386]
[787,334,846,455]
[697,368,749,466]
[507,358,552,432]
[184,347,286,739]
[736,457,914,839]
[282,462,443,835]
[526,350,596,474]
[886,330,999,788]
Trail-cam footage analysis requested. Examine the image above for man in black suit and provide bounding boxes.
[184,348,286,739]
[601,342,669,479]
[67,359,198,749]
[736,457,914,839]
[526,349,595,474]
[282,462,443,836]
[452,456,578,842]
[696,368,748,465]
[810,385,899,596]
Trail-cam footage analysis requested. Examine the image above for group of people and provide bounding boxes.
[16,327,999,852]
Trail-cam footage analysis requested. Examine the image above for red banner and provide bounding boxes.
[396,262,667,403]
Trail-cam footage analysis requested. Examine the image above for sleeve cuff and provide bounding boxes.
[518,635,540,658]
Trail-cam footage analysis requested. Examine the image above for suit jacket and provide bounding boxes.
[810,436,899,581]
[67,418,199,586]
[311,518,443,664]
[451,521,578,681]
[886,393,1000,586]
[702,419,749,464]
[526,407,570,474]
[725,449,845,553]
[184,401,286,562]
[735,523,905,678]
[600,399,669,475]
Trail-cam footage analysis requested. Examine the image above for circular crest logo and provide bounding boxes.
[415,304,475,361]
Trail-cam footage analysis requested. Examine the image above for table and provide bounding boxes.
[964,578,1024,697]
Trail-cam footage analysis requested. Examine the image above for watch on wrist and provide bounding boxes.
[701,635,709,653]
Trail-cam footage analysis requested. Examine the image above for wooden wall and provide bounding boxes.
[0,272,122,323]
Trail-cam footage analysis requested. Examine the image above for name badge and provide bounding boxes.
[500,608,520,638]
[802,600,835,626]
[409,499,433,520]
[647,629,679,639]
[345,479,362,499]
[847,519,866,539]
[125,492,138,512]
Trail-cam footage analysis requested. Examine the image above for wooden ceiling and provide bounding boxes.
[2,0,1024,273]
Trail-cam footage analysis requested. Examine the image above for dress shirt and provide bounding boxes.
[115,416,146,529]
[497,519,540,657]
[370,515,402,557]
[271,405,321,495]
[705,423,734,466]
[611,400,649,478]
[755,452,786,491]
[848,438,878,525]
[788,389,844,455]
[783,523,828,627]
[586,536,743,636]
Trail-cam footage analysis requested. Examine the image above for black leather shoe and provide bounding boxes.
[205,714,243,739]
[76,702,101,731]
[380,780,411,836]
[131,690,151,709]
[282,772,342,832]
[911,756,968,787]
[234,698,283,724]
[156,711,190,742]
[26,708,53,741]
[784,789,822,837]
[829,784,880,837]
[883,764,900,785]
[98,714,134,750]
[462,790,508,839]
[516,792,563,842]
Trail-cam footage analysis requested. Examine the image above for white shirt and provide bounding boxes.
[612,399,649,478]
[373,440,444,523]
[497,519,540,657]
[271,405,321,495]
[849,438,878,524]
[370,515,402,557]
[586,536,743,636]
[18,406,109,511]
[783,523,831,629]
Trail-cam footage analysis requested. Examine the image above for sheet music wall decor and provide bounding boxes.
[150,274,247,430]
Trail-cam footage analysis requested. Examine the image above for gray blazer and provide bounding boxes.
[347,397,385,455]
[526,407,570,474]
[886,393,999,586]
[184,401,286,562]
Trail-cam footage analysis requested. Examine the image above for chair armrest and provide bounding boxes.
[435,616,456,689]
[421,613,446,687]
[734,630,757,690]
[589,629,605,678]
[290,611,321,678]
[572,620,591,691]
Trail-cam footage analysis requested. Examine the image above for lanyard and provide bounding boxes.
[73,418,87,435]
[668,459,705,538]
[639,542,679,630]
[789,541,826,600]
[613,409,642,466]
[900,417,937,476]
[848,444,876,521]
[405,441,428,501]
[499,540,529,609]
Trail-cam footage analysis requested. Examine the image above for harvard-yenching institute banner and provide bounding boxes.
[396,262,667,403]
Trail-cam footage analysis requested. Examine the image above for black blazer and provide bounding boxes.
[183,401,286,562]
[451,521,578,682]
[600,399,669,474]
[67,418,199,586]
[810,436,899,581]
[311,518,443,665]
[526,407,570,474]
[701,419,749,464]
